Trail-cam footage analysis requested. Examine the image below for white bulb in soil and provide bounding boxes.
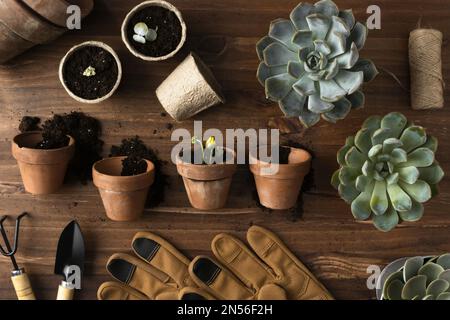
[134,22,148,37]
[133,34,146,44]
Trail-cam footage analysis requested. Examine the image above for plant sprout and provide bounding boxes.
[82,66,96,77]
[191,136,224,165]
[133,22,158,44]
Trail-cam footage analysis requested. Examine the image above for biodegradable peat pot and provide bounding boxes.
[250,147,312,210]
[176,149,236,210]
[93,157,155,222]
[156,53,225,121]
[22,0,94,27]
[59,41,122,104]
[0,0,65,44]
[12,131,75,195]
[121,0,186,61]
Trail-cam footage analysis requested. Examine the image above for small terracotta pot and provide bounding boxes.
[156,52,225,121]
[0,0,66,44]
[11,131,75,195]
[0,21,34,64]
[250,147,312,210]
[59,41,123,104]
[121,0,187,61]
[176,149,236,210]
[22,0,94,27]
[92,157,155,222]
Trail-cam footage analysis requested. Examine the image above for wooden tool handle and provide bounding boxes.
[11,272,36,300]
[57,284,74,300]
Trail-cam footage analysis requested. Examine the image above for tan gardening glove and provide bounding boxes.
[188,225,333,300]
[97,231,214,300]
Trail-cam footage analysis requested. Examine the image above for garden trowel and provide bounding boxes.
[54,220,85,300]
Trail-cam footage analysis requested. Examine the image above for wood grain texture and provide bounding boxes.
[0,0,450,300]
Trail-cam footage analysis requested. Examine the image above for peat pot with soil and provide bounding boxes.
[93,156,155,221]
[59,41,122,104]
[250,146,312,210]
[121,0,186,61]
[176,137,237,210]
[12,131,75,195]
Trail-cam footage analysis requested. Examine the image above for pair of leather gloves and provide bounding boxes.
[97,226,333,300]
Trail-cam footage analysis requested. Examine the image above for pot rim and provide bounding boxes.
[120,0,187,62]
[13,131,75,152]
[249,146,312,168]
[58,41,123,104]
[92,156,155,191]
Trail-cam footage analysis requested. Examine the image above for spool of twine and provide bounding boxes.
[409,28,444,110]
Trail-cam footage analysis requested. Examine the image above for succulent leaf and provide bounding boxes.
[287,61,304,78]
[314,0,339,17]
[306,14,331,40]
[386,279,404,300]
[279,90,307,116]
[373,206,399,232]
[298,106,321,127]
[398,201,424,222]
[381,113,407,139]
[257,63,287,86]
[308,94,334,112]
[437,254,450,269]
[372,128,393,146]
[418,163,444,185]
[338,183,359,204]
[334,70,363,94]
[266,74,296,100]
[292,30,314,49]
[350,181,374,220]
[322,97,351,122]
[426,279,449,296]
[351,58,379,82]
[401,148,434,168]
[400,126,427,153]
[336,42,359,69]
[387,183,412,212]
[402,275,427,300]
[338,9,355,29]
[347,90,365,109]
[404,257,425,283]
[319,79,346,102]
[370,180,389,215]
[383,270,403,299]
[399,180,431,204]
[331,169,340,189]
[419,263,445,285]
[264,43,297,67]
[422,136,438,153]
[437,292,450,300]
[398,166,419,184]
[438,270,450,282]
[290,2,314,30]
[269,19,297,49]
[347,22,367,50]
[257,36,277,60]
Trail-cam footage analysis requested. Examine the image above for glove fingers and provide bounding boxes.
[246,226,333,300]
[179,287,216,300]
[211,233,275,291]
[189,256,254,300]
[132,231,194,287]
[107,253,178,299]
[97,281,148,300]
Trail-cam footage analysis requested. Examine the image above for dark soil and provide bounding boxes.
[121,155,148,176]
[110,136,167,207]
[127,6,182,57]
[63,46,118,100]
[19,112,104,183]
[19,116,40,133]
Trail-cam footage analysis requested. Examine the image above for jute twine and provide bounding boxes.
[409,28,444,110]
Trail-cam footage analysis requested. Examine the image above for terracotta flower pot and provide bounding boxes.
[156,52,225,121]
[0,21,34,64]
[59,41,122,104]
[121,0,187,61]
[250,147,312,210]
[11,131,75,195]
[22,0,94,28]
[92,157,155,222]
[0,0,66,44]
[176,149,236,210]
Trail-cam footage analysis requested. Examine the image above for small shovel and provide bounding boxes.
[54,220,85,300]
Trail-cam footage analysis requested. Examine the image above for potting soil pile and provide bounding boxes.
[110,136,167,207]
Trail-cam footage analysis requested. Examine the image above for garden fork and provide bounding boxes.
[0,213,35,300]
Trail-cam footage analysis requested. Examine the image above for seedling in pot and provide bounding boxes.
[133,22,158,44]
[191,136,224,165]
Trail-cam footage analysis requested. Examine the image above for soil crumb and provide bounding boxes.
[19,116,40,133]
[121,155,148,176]
[110,136,167,207]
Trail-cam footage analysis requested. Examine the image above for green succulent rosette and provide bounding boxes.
[332,112,444,232]
[382,254,450,300]
[257,0,378,127]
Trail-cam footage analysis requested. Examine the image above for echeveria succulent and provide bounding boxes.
[257,0,378,127]
[382,254,450,300]
[332,112,444,232]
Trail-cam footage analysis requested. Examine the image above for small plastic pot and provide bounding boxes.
[93,157,155,222]
[176,149,236,210]
[22,0,94,28]
[250,146,312,210]
[156,52,225,121]
[12,131,75,195]
[121,0,187,62]
[59,41,122,104]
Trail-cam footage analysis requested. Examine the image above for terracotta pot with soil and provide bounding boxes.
[93,156,155,222]
[176,148,236,210]
[121,0,186,61]
[12,131,75,195]
[59,41,122,104]
[156,52,225,121]
[250,146,312,210]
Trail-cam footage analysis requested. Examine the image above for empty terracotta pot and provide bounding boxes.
[92,157,155,222]
[176,149,236,210]
[0,21,34,64]
[22,0,94,27]
[12,131,75,195]
[156,52,225,121]
[0,0,65,44]
[250,147,312,210]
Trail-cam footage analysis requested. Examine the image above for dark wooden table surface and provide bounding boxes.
[0,0,449,300]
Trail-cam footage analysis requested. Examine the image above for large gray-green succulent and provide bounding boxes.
[257,0,378,127]
[382,254,450,300]
[332,112,444,232]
